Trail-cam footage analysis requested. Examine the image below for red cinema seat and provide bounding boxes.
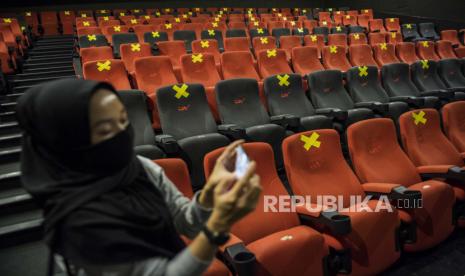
[157,40,187,76]
[369,19,386,33]
[80,46,114,65]
[327,33,348,48]
[120,43,152,74]
[256,48,292,79]
[357,14,370,29]
[396,42,419,64]
[347,118,455,251]
[76,20,97,29]
[77,27,101,36]
[343,15,357,26]
[252,36,276,56]
[349,44,379,68]
[385,18,401,32]
[224,37,251,52]
[436,40,458,59]
[221,51,260,80]
[348,33,368,45]
[279,35,302,61]
[291,46,324,75]
[322,45,352,72]
[416,41,440,61]
[440,30,462,47]
[368,32,387,46]
[191,39,221,68]
[442,101,465,153]
[373,43,399,66]
[83,59,131,90]
[387,32,403,45]
[360,8,374,19]
[303,34,325,58]
[40,12,59,35]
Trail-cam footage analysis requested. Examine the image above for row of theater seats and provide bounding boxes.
[0,17,31,74]
[121,86,465,275]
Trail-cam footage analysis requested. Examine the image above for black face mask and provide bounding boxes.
[68,124,135,175]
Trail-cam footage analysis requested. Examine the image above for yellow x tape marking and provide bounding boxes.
[64,11,70,15]
[97,60,111,71]
[277,74,290,86]
[131,19,138,24]
[303,9,307,13]
[175,17,181,22]
[329,45,338,54]
[301,132,321,151]
[257,28,264,34]
[390,18,395,23]
[380,43,387,50]
[200,40,210,48]
[21,26,25,31]
[165,23,172,29]
[336,26,342,31]
[192,53,203,63]
[283,17,288,21]
[152,31,160,38]
[87,34,96,41]
[412,110,427,125]
[208,29,215,36]
[83,21,90,26]
[406,24,412,29]
[250,17,255,21]
[364,9,369,13]
[420,60,429,69]
[188,11,193,15]
[346,15,351,19]
[82,14,87,17]
[131,43,141,52]
[353,34,360,40]
[422,41,429,47]
[254,22,259,26]
[101,10,106,13]
[26,12,32,16]
[165,8,170,12]
[310,35,317,42]
[113,26,121,32]
[337,11,341,14]
[173,84,189,99]
[145,15,151,19]
[103,16,109,21]
[156,12,161,16]
[218,13,223,17]
[290,21,296,26]
[223,8,228,11]
[272,8,277,11]
[182,14,188,19]
[120,12,125,16]
[212,22,218,27]
[134,9,140,13]
[3,18,11,23]
[214,17,220,22]
[196,8,200,11]
[391,32,397,38]
[267,49,277,57]
[322,21,328,25]
[260,37,268,44]
[358,66,368,77]
[297,28,304,33]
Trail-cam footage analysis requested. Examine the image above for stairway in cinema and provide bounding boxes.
[0,35,75,276]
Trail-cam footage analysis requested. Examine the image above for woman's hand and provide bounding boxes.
[198,140,245,208]
[206,162,262,233]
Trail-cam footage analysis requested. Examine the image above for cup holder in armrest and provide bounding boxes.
[390,186,422,209]
[224,243,256,276]
[320,211,351,235]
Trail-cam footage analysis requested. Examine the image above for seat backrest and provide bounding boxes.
[368,32,386,46]
[133,24,156,41]
[419,22,438,39]
[381,63,421,97]
[348,25,364,33]
[357,14,369,28]
[436,40,458,59]
[268,20,286,31]
[120,43,152,73]
[225,29,247,38]
[78,34,108,48]
[173,30,197,52]
[252,36,277,54]
[143,31,169,44]
[191,39,220,62]
[442,101,465,152]
[291,46,324,75]
[157,40,187,68]
[411,60,447,91]
[278,35,301,59]
[438,58,465,88]
[386,32,403,45]
[271,28,291,41]
[327,33,347,47]
[401,23,420,39]
[80,46,114,65]
[155,158,194,199]
[156,83,218,140]
[200,29,224,49]
[385,17,400,32]
[83,59,131,90]
[103,25,130,42]
[416,41,439,61]
[117,90,157,146]
[348,32,367,45]
[346,66,390,103]
[223,37,250,52]
[134,56,178,96]
[312,26,329,39]
[204,142,300,245]
[264,73,316,117]
[373,43,399,66]
[307,70,355,110]
[180,53,220,88]
[282,129,365,207]
[292,27,309,36]
[215,78,270,127]
[77,26,102,36]
[99,19,121,27]
[322,45,352,72]
[330,26,348,34]
[220,51,260,80]
[347,118,422,186]
[369,19,385,32]
[399,109,464,167]
[396,42,418,64]
[249,28,270,38]
[257,48,293,78]
[112,33,139,57]
[349,44,378,68]
[440,30,461,47]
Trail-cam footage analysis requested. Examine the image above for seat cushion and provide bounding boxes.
[246,225,327,276]
[245,124,287,168]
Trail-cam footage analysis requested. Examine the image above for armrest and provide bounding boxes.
[220,234,256,276]
[155,134,178,154]
[420,90,455,100]
[297,204,351,235]
[418,165,465,182]
[446,87,465,93]
[315,108,348,121]
[363,183,422,209]
[217,124,246,140]
[461,152,465,160]
[270,114,300,129]
[354,101,389,114]
[389,96,425,108]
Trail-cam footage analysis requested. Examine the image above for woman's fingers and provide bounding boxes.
[228,161,256,198]
[217,140,244,164]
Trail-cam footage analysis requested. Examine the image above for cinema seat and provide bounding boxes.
[387,32,403,45]
[401,24,423,42]
[78,34,108,48]
[440,30,462,47]
[200,29,224,50]
[369,19,386,33]
[436,41,458,59]
[303,34,325,58]
[143,31,169,45]
[368,32,386,46]
[220,51,260,80]
[120,42,151,74]
[328,33,348,48]
[279,35,302,61]
[102,25,130,44]
[252,36,276,56]
[173,30,197,53]
[348,33,367,45]
[373,43,399,66]
[191,39,221,68]
[419,23,440,41]
[83,59,131,90]
[282,129,401,275]
[112,33,139,58]
[416,41,440,61]
[442,101,465,153]
[385,17,400,32]
[349,44,379,68]
[256,48,292,78]
[347,118,455,251]
[291,46,324,75]
[322,45,352,72]
[204,143,329,276]
[224,37,251,52]
[396,42,419,64]
[80,46,114,65]
[156,83,230,189]
[157,40,187,75]
[215,78,288,168]
[438,58,465,90]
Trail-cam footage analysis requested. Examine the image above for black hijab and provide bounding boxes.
[17,79,184,266]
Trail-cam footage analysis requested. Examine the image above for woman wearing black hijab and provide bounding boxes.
[17,79,261,276]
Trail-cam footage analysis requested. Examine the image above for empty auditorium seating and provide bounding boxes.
[373,43,399,66]
[191,39,221,67]
[252,36,276,55]
[343,15,358,26]
[307,70,374,126]
[292,27,309,36]
[349,44,379,68]
[282,128,401,275]
[328,33,348,48]
[102,25,130,44]
[322,45,352,72]
[347,118,455,251]
[120,43,151,74]
[143,30,169,45]
[396,42,419,64]
[419,23,440,41]
[416,41,440,61]
[313,26,329,42]
[348,33,367,45]
[303,34,325,58]
[385,17,400,32]
[223,37,250,52]
[215,79,287,167]
[263,73,332,130]
[157,40,187,73]
[226,28,248,38]
[156,83,229,188]
[220,51,260,80]
[80,46,113,65]
[203,143,329,276]
[442,101,465,152]
[133,24,157,42]
[271,28,292,42]
[401,24,423,42]
[330,26,348,34]
[357,14,370,29]
[200,29,224,50]
[438,58,465,89]
[441,30,462,47]
[291,46,325,75]
[256,48,292,78]
[387,32,403,45]
[368,32,386,46]
[436,41,458,59]
[278,35,301,61]
[83,59,131,90]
